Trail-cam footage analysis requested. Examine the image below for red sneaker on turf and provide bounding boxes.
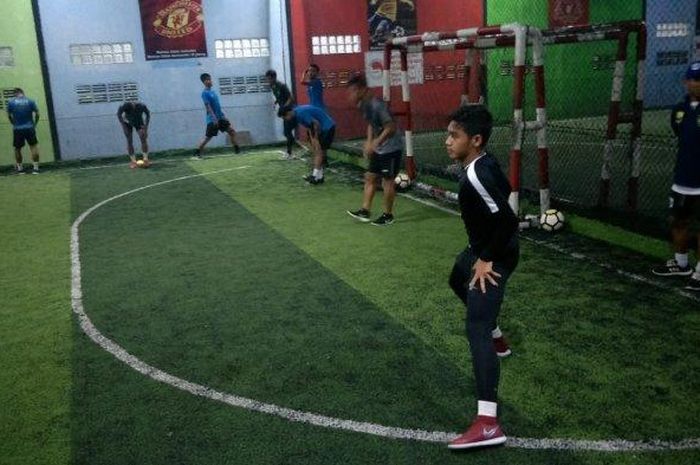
[493,336,512,357]
[129,161,138,169]
[448,416,506,450]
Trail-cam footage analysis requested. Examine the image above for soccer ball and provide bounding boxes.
[539,209,565,232]
[136,159,145,167]
[394,172,411,191]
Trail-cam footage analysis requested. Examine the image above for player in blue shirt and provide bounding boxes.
[6,88,41,174]
[278,104,335,184]
[652,61,700,292]
[194,73,240,158]
[301,64,325,110]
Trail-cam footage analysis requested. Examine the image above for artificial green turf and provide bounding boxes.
[0,173,72,465]
[1,151,698,465]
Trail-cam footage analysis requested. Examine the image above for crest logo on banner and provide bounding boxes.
[139,0,207,60]
[549,0,589,28]
[153,1,204,39]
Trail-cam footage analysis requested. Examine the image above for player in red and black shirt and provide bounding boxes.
[444,105,519,450]
[117,101,151,168]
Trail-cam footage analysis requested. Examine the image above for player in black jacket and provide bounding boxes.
[445,105,519,450]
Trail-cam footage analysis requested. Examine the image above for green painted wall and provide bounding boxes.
[0,0,55,165]
[485,0,644,124]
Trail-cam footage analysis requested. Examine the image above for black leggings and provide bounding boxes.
[283,118,296,154]
[449,248,518,402]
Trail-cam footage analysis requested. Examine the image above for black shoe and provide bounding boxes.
[652,259,693,277]
[347,208,371,222]
[685,273,700,291]
[371,213,395,226]
[234,144,241,154]
[192,150,202,160]
[303,174,324,185]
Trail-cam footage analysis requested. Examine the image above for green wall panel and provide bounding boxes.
[485,0,644,124]
[0,0,55,165]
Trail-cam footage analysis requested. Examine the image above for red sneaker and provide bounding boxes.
[142,159,151,168]
[129,161,138,169]
[448,416,506,450]
[493,336,511,358]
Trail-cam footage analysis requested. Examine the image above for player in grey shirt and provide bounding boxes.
[346,73,404,226]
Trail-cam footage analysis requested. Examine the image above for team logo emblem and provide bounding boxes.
[153,0,204,39]
[675,111,684,124]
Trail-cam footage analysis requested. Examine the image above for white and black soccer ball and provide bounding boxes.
[539,209,565,232]
[394,172,411,191]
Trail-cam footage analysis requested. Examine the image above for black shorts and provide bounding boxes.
[13,128,38,148]
[312,126,335,151]
[124,122,144,132]
[670,191,700,226]
[368,150,402,179]
[206,118,232,138]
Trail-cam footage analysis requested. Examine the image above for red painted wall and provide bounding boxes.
[289,0,484,139]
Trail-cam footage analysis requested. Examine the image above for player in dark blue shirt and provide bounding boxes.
[279,104,335,184]
[652,61,700,292]
[444,105,519,450]
[301,64,325,110]
[194,73,240,158]
[6,88,40,174]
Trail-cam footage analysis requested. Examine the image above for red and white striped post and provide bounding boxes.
[628,23,647,211]
[506,24,528,215]
[600,31,628,208]
[531,27,550,213]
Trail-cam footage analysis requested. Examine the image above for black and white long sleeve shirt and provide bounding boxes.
[458,152,519,263]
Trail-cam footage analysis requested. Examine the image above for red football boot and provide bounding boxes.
[448,416,506,450]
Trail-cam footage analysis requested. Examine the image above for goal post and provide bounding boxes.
[383,23,550,216]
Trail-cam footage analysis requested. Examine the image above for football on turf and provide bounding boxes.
[136,159,145,167]
[539,209,565,232]
[394,172,411,191]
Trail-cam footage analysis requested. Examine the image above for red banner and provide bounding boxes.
[139,0,207,60]
[548,0,589,28]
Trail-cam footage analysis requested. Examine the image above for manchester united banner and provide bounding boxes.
[139,0,207,60]
[548,0,589,28]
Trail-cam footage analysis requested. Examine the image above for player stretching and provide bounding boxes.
[445,105,518,450]
[194,73,240,158]
[266,69,297,159]
[301,64,325,110]
[345,73,403,226]
[7,88,40,174]
[278,104,335,185]
[117,101,151,168]
[652,61,700,292]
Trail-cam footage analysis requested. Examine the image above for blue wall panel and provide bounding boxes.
[645,0,698,108]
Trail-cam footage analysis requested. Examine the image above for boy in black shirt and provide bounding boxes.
[445,105,519,450]
[117,101,151,168]
[266,69,297,159]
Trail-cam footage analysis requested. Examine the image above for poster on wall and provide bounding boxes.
[368,0,417,50]
[548,0,589,28]
[139,0,207,60]
[365,50,423,88]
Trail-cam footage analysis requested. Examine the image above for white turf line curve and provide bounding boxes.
[70,168,700,452]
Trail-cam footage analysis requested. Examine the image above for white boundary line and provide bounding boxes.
[400,193,700,303]
[70,169,700,452]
